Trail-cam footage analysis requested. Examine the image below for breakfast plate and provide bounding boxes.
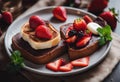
[4,6,111,76]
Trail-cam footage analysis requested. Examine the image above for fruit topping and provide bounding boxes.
[46,58,63,72]
[71,56,89,67]
[59,63,73,72]
[29,15,45,29]
[83,15,93,24]
[65,35,77,43]
[87,22,102,35]
[2,11,13,24]
[65,26,74,38]
[35,25,52,39]
[68,30,77,37]
[99,8,119,30]
[73,18,87,32]
[77,31,84,38]
[53,6,67,22]
[76,36,91,48]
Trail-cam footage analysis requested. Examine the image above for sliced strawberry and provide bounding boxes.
[99,8,118,30]
[65,35,77,43]
[73,18,87,32]
[29,15,45,29]
[59,63,73,72]
[83,15,93,24]
[65,26,74,38]
[35,25,52,39]
[46,58,63,72]
[84,30,92,37]
[88,0,109,15]
[76,36,91,48]
[2,11,13,24]
[53,6,67,22]
[71,56,89,67]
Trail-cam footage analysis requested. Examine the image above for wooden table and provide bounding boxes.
[0,0,120,82]
[103,0,120,81]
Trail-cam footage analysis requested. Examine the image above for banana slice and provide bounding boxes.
[20,22,61,50]
[87,22,102,35]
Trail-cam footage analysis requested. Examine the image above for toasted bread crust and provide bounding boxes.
[60,23,99,60]
[68,41,99,60]
[12,33,66,64]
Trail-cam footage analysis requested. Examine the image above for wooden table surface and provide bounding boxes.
[103,0,120,82]
[0,0,120,82]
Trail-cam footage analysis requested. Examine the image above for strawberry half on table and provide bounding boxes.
[53,6,67,22]
[99,8,119,30]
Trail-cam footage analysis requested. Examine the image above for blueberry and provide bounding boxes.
[77,31,84,38]
[68,30,77,37]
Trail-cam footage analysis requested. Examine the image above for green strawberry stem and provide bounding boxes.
[109,8,120,22]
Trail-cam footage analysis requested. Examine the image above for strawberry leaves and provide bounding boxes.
[7,50,24,74]
[97,25,112,46]
[109,8,119,22]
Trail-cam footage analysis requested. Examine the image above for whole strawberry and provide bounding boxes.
[73,18,87,32]
[2,11,13,24]
[88,0,109,15]
[35,25,52,39]
[99,8,119,30]
[29,15,45,29]
[53,6,67,22]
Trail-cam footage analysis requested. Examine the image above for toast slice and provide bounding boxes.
[12,21,66,64]
[60,23,99,60]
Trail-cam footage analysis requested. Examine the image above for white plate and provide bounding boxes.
[4,6,111,76]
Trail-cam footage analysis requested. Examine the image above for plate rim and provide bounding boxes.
[4,6,112,76]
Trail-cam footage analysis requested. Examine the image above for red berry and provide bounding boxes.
[73,18,87,32]
[59,63,73,72]
[53,6,67,22]
[2,11,13,24]
[71,56,89,67]
[76,36,91,48]
[66,35,77,43]
[65,26,74,38]
[29,15,45,29]
[83,15,93,24]
[46,58,63,72]
[35,25,52,39]
[88,0,109,15]
[99,8,118,30]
